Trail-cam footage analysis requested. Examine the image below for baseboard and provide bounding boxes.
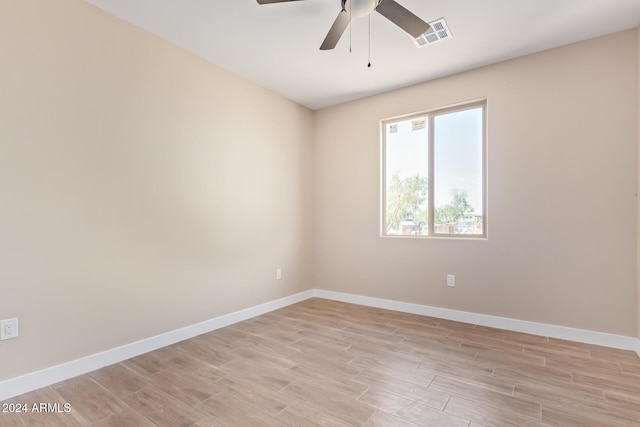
[313,289,639,352]
[2,288,638,401]
[0,289,314,402]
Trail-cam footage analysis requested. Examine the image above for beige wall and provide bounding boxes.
[0,0,313,380]
[637,26,640,342]
[313,30,638,336]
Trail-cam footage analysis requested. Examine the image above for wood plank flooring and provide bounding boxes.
[2,298,640,426]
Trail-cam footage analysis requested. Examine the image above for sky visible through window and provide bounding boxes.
[434,108,483,214]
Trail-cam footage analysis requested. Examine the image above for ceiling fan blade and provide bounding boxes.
[257,0,304,4]
[320,10,350,50]
[375,0,430,38]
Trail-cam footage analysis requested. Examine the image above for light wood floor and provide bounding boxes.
[2,298,640,426]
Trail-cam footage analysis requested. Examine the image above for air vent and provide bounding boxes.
[413,18,452,48]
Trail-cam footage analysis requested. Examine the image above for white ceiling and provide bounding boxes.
[84,0,640,110]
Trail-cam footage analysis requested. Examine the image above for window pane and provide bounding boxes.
[433,107,484,235]
[384,117,429,236]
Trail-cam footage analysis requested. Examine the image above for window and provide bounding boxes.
[382,101,486,237]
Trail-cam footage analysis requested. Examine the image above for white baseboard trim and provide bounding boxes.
[313,289,639,352]
[0,289,314,402]
[2,288,638,401]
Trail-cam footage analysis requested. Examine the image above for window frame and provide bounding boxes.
[380,99,487,239]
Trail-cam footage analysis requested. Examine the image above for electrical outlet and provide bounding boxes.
[276,268,282,280]
[447,275,456,287]
[0,318,18,340]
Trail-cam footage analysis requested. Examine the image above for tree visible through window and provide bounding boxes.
[382,101,486,237]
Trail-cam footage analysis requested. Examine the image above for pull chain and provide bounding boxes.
[368,14,371,67]
[349,0,352,53]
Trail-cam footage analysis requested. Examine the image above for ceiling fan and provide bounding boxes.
[256,0,430,50]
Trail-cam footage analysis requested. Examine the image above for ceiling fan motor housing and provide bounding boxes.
[342,0,381,19]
